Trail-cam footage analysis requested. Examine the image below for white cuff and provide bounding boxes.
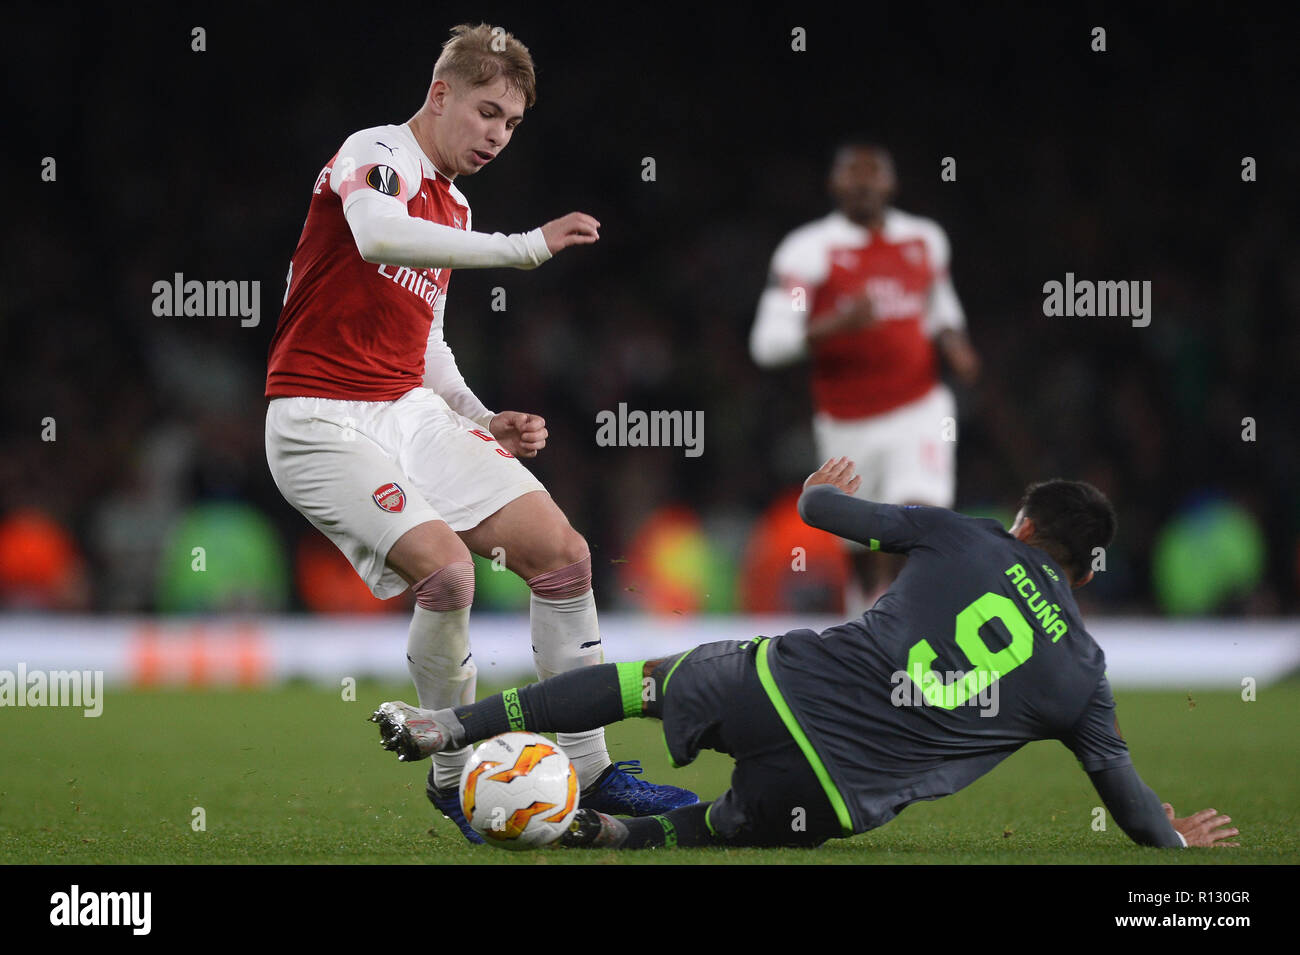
[523,228,552,267]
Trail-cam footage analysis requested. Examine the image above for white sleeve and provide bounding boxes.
[346,196,551,269]
[331,130,551,270]
[422,293,496,430]
[922,224,966,336]
[750,285,809,367]
[749,232,827,368]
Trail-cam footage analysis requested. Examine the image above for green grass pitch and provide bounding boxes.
[2,678,1296,864]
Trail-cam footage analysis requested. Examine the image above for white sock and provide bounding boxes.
[406,605,477,792]
[530,589,611,789]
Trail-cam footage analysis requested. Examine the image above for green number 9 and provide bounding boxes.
[905,592,1034,709]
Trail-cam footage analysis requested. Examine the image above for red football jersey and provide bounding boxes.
[768,209,965,419]
[265,124,470,401]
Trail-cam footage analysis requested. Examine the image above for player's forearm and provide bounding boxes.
[1088,765,1185,848]
[424,337,495,430]
[432,378,496,431]
[346,199,552,270]
[750,287,808,367]
[798,483,876,543]
[924,273,966,336]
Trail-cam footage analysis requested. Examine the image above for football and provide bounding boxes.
[458,732,579,849]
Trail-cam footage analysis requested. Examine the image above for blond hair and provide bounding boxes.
[432,23,537,108]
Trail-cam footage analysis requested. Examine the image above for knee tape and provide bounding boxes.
[526,555,592,599]
[413,560,475,611]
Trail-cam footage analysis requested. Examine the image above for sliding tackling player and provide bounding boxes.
[374,459,1237,851]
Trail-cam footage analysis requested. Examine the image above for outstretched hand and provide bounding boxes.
[540,212,600,254]
[1164,803,1239,847]
[804,456,861,496]
[489,411,548,458]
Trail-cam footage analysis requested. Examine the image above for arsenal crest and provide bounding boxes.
[372,482,406,513]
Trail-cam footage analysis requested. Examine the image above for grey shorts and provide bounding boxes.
[653,639,841,847]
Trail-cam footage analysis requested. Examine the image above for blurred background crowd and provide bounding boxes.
[3,5,1296,617]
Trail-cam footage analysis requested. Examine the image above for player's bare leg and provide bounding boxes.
[385,519,484,840]
[459,491,697,814]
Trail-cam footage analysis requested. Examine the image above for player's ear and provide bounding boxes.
[1010,514,1035,543]
[1072,569,1094,590]
[427,78,451,114]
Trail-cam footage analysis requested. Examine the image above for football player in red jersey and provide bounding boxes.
[751,142,980,609]
[265,23,697,842]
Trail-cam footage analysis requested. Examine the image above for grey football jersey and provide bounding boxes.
[766,484,1132,835]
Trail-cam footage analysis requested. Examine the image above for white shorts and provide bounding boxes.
[265,388,546,599]
[813,384,957,532]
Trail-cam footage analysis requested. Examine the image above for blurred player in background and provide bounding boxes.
[264,23,696,842]
[751,142,981,609]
